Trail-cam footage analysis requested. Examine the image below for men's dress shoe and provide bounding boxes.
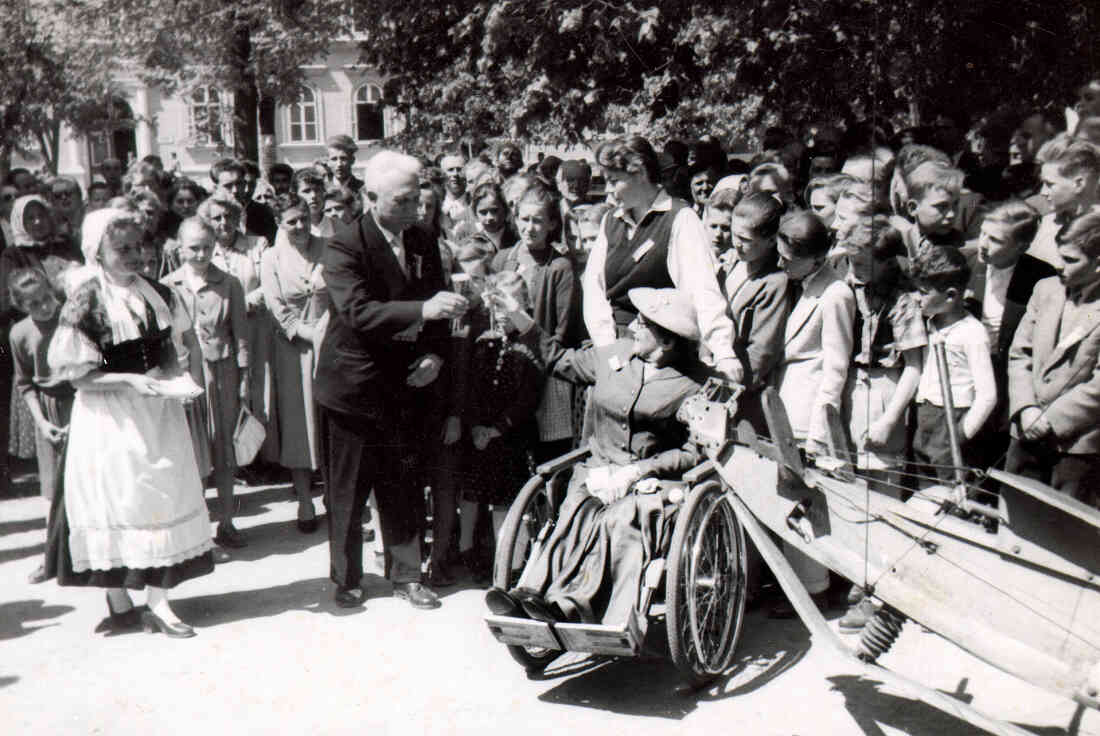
[334,586,365,608]
[768,591,829,620]
[140,610,196,639]
[393,582,441,610]
[215,523,248,548]
[516,591,565,623]
[484,587,525,617]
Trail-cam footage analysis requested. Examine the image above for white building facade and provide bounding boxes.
[35,42,402,186]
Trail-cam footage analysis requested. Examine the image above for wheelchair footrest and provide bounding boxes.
[553,614,643,657]
[485,616,563,651]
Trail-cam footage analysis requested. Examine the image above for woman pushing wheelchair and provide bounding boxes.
[482,286,710,625]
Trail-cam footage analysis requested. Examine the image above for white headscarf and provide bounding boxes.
[10,195,53,248]
[70,207,174,342]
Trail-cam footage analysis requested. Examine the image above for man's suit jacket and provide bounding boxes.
[1008,277,1100,454]
[964,252,1057,359]
[314,211,448,419]
[244,200,277,243]
[775,266,855,441]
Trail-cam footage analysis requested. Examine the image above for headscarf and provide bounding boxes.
[10,195,53,248]
[72,207,174,342]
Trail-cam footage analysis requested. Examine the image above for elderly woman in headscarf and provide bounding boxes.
[1,195,84,461]
[484,287,710,626]
[42,208,214,638]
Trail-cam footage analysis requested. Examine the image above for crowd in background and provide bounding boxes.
[5,75,1100,634]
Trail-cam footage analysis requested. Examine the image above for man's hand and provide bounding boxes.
[442,416,461,445]
[246,289,265,312]
[422,292,469,321]
[471,425,502,450]
[715,357,744,385]
[866,416,893,447]
[407,353,444,387]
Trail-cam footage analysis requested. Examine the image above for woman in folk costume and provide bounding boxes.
[44,208,214,638]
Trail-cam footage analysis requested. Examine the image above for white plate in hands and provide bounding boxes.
[154,374,204,400]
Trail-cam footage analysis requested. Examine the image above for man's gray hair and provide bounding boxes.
[363,150,421,196]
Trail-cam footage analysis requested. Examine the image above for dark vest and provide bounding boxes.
[100,277,178,375]
[603,198,688,328]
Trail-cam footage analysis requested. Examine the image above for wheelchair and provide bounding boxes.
[485,443,751,686]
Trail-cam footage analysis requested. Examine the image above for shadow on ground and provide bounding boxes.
[534,609,812,720]
[828,674,1085,736]
[0,599,75,641]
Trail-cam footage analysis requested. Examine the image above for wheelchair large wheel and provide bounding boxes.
[666,481,748,687]
[492,470,569,672]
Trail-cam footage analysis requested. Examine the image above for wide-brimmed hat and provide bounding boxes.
[627,287,699,341]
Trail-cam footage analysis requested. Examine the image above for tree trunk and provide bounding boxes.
[232,25,259,162]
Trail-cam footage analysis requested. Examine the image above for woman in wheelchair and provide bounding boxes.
[483,286,709,625]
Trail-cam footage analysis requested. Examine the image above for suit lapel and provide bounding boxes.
[1046,299,1100,369]
[362,212,407,292]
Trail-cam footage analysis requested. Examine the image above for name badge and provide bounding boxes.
[632,239,655,262]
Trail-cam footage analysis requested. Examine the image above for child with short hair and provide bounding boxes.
[9,268,74,583]
[910,246,997,483]
[162,217,250,549]
[574,202,611,268]
[322,186,358,226]
[444,271,543,583]
[903,161,966,256]
[702,187,740,266]
[804,173,856,229]
[1030,135,1100,266]
[1006,211,1100,508]
[86,181,112,212]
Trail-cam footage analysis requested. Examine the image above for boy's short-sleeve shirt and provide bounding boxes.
[916,313,990,408]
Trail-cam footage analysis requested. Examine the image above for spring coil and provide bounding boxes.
[857,605,906,663]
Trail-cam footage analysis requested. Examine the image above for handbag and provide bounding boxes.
[233,405,267,466]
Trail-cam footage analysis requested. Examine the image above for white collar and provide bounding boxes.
[614,189,673,226]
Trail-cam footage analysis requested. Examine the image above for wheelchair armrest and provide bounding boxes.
[682,460,716,485]
[536,446,592,477]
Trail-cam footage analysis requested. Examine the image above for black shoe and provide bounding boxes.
[334,586,365,608]
[297,517,319,534]
[94,593,143,635]
[215,523,248,548]
[516,590,565,623]
[485,587,525,617]
[393,582,441,610]
[140,610,196,638]
[768,591,829,620]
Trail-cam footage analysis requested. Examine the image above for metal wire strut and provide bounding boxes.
[857,604,907,663]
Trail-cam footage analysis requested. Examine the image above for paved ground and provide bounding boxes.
[1,471,1097,736]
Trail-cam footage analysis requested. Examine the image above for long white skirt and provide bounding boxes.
[64,388,214,573]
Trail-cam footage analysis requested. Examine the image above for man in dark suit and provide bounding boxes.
[315,150,468,609]
[962,202,1056,468]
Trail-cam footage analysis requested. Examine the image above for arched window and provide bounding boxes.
[354,84,385,142]
[287,87,320,143]
[188,86,232,145]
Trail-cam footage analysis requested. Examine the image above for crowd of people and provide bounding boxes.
[5,76,1100,638]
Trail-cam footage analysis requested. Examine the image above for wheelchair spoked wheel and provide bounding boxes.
[493,472,566,672]
[666,481,748,687]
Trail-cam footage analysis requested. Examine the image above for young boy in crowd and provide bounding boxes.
[702,187,741,267]
[903,161,966,257]
[86,181,112,212]
[964,201,1055,468]
[1028,135,1100,267]
[1006,212,1100,508]
[911,246,997,484]
[574,202,611,270]
[323,186,358,227]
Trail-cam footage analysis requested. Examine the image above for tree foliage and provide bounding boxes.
[354,0,1097,149]
[46,0,351,158]
[0,1,120,174]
